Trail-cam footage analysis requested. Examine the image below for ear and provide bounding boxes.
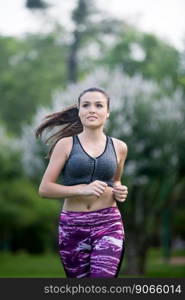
[107,112,110,119]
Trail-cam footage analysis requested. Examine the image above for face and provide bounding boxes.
[78,91,110,129]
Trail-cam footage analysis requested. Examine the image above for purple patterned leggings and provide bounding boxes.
[58,206,125,278]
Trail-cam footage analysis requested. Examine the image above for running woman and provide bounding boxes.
[36,87,128,278]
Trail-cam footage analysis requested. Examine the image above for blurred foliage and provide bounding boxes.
[172,201,185,240]
[0,178,60,253]
[0,19,184,135]
[26,0,48,9]
[105,76,185,273]
[67,0,124,82]
[0,137,60,253]
[98,26,181,95]
[0,29,67,135]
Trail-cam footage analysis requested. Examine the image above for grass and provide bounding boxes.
[0,250,65,278]
[119,248,185,278]
[144,248,185,277]
[0,248,184,278]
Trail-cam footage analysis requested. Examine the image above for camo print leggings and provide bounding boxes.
[58,206,125,278]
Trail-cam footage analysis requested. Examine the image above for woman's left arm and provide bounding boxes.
[112,140,128,202]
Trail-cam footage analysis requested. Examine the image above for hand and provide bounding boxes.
[82,180,108,197]
[112,183,128,202]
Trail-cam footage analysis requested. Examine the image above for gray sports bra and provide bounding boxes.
[61,134,118,187]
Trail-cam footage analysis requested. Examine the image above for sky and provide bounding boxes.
[0,0,185,51]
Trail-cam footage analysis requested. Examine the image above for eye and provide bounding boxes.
[82,103,103,107]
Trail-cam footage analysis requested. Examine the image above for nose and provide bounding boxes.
[89,105,96,113]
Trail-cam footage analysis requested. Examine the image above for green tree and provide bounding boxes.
[67,0,124,82]
[0,127,60,253]
[98,25,181,94]
[0,30,67,135]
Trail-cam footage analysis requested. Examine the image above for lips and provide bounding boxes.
[87,116,98,119]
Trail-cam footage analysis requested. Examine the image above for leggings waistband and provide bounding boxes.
[59,206,122,226]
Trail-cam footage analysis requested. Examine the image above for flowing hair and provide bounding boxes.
[35,87,110,159]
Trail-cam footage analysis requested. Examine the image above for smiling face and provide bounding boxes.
[78,91,110,129]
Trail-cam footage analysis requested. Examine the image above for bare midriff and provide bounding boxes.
[62,184,117,212]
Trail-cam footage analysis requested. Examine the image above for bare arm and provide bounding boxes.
[113,140,128,185]
[38,137,87,199]
[112,140,128,202]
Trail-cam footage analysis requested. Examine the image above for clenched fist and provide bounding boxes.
[82,180,108,197]
[112,183,128,202]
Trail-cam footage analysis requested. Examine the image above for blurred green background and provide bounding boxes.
[0,0,185,277]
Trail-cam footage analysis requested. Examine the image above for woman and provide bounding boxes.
[36,87,128,278]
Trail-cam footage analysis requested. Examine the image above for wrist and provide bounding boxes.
[74,184,87,196]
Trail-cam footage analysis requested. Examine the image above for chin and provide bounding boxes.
[84,124,101,129]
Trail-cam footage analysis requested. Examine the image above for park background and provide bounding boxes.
[0,0,185,277]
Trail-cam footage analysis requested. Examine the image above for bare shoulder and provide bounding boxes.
[51,136,73,159]
[56,136,73,147]
[111,137,128,153]
[111,137,128,162]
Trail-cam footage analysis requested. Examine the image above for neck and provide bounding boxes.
[79,128,106,141]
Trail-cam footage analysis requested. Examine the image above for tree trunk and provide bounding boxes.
[68,30,81,83]
[122,231,150,275]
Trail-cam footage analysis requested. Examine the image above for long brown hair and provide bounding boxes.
[35,87,110,159]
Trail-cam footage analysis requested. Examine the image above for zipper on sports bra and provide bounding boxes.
[91,158,97,181]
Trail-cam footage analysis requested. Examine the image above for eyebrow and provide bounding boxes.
[82,100,104,103]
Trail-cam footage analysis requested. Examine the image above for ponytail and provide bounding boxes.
[35,104,83,159]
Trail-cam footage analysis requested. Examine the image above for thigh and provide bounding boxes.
[58,224,92,278]
[90,220,125,278]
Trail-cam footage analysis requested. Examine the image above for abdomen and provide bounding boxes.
[62,185,117,212]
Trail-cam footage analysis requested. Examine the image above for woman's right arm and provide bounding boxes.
[38,137,87,199]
